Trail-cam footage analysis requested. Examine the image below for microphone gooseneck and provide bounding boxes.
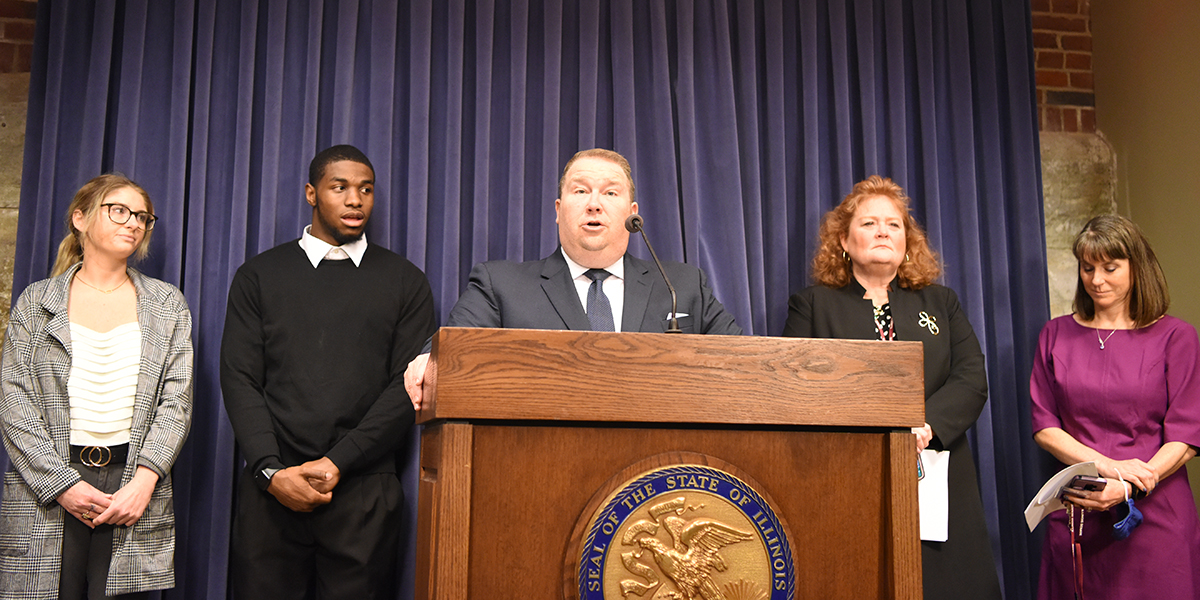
[624,214,681,333]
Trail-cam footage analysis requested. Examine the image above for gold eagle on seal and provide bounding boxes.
[620,497,754,600]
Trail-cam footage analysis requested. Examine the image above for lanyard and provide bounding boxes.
[1068,504,1085,600]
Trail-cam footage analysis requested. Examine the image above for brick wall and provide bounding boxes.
[1033,0,1095,132]
[0,0,35,74]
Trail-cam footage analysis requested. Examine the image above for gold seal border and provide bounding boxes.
[562,451,797,600]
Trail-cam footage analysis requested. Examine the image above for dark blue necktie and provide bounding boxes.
[584,268,615,332]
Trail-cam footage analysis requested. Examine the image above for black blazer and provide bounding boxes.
[782,278,1000,599]
[782,279,987,449]
[445,249,742,335]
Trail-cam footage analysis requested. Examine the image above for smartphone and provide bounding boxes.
[1061,474,1107,496]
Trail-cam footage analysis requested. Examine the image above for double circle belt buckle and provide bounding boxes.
[80,446,112,467]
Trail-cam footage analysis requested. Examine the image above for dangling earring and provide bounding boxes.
[905,253,911,263]
[842,251,850,262]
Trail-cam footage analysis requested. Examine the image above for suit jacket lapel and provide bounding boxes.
[889,283,919,341]
[841,278,881,339]
[40,264,76,358]
[621,254,653,332]
[129,269,166,445]
[540,250,591,330]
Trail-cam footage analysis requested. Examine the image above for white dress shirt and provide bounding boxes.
[561,248,625,332]
[298,225,368,267]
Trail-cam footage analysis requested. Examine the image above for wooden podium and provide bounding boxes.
[415,327,924,599]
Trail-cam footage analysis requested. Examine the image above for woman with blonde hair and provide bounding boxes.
[0,174,192,598]
[782,175,1000,599]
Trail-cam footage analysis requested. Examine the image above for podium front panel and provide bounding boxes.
[418,422,919,599]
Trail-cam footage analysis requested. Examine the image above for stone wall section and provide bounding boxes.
[0,0,32,345]
[1039,133,1114,316]
[0,73,25,346]
[1034,0,1115,318]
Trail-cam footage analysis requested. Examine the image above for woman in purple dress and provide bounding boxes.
[1031,214,1200,599]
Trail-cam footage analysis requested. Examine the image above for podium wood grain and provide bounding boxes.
[419,327,923,428]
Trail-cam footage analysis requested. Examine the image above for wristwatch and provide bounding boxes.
[255,466,282,491]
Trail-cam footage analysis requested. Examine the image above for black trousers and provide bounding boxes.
[59,461,150,600]
[230,467,403,600]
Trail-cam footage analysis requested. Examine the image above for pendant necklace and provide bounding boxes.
[1097,327,1117,350]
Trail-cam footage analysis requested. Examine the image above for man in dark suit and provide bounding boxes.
[405,148,741,408]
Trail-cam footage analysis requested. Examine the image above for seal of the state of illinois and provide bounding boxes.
[570,458,794,600]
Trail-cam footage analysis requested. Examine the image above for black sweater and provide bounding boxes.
[221,241,436,475]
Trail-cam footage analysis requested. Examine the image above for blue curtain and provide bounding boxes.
[6,0,1049,598]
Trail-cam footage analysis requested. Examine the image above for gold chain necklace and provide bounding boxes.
[75,274,128,294]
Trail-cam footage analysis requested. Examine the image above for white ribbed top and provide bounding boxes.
[68,322,140,446]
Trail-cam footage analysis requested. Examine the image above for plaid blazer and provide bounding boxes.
[0,264,193,598]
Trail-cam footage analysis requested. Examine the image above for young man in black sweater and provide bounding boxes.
[221,145,436,598]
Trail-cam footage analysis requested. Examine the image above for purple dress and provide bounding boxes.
[1031,315,1200,599]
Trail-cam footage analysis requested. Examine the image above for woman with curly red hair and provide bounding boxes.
[783,175,999,600]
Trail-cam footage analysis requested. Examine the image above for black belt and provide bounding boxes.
[70,444,129,467]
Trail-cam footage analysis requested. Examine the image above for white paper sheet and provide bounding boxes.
[1023,461,1100,531]
[918,449,950,542]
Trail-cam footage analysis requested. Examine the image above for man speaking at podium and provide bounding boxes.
[404,148,741,409]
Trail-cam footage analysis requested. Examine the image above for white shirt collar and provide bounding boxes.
[298,225,368,268]
[561,248,624,281]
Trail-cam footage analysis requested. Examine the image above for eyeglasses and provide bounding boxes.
[101,203,157,231]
